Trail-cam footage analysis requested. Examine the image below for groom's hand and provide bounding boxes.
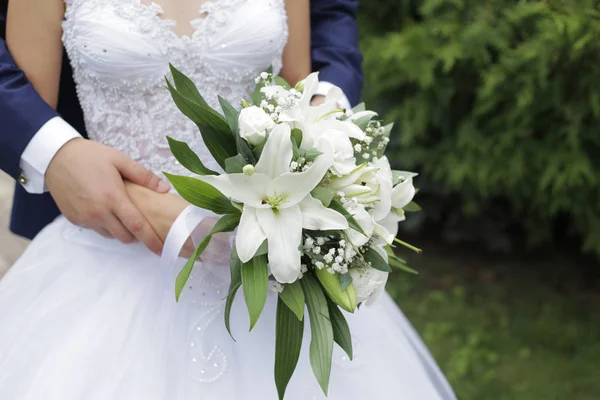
[45,138,170,254]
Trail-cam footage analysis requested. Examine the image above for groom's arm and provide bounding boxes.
[0,14,80,193]
[310,0,363,108]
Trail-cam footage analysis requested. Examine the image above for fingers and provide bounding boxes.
[95,228,113,239]
[114,200,164,255]
[114,153,170,193]
[103,213,137,244]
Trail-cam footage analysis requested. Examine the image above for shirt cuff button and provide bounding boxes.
[18,172,29,186]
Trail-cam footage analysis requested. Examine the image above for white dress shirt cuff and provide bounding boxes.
[19,117,82,194]
[314,81,352,111]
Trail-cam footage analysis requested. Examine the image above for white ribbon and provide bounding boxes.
[160,205,215,279]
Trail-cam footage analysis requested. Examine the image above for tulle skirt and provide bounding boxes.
[0,216,456,399]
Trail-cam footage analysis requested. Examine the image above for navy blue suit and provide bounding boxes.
[0,0,362,239]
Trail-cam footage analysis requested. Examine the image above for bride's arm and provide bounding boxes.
[280,0,311,86]
[6,0,64,108]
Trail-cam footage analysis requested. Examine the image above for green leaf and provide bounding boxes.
[275,297,304,400]
[225,154,247,174]
[329,200,367,236]
[225,246,243,340]
[166,136,218,176]
[236,132,256,165]
[363,247,392,272]
[291,128,303,147]
[242,255,269,331]
[175,213,241,301]
[353,113,377,130]
[274,75,292,90]
[311,187,336,207]
[386,248,418,275]
[339,273,353,292]
[169,64,209,108]
[252,82,265,106]
[279,281,305,321]
[382,122,394,138]
[351,102,366,113]
[403,201,422,212]
[166,79,236,169]
[164,173,240,215]
[254,240,268,257]
[326,298,353,360]
[301,275,334,396]
[218,95,239,134]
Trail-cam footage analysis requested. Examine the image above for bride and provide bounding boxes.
[0,0,457,398]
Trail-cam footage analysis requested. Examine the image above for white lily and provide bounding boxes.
[391,171,417,210]
[197,124,349,283]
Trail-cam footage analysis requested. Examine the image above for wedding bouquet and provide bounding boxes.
[164,65,421,399]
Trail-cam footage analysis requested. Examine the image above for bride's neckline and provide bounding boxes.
[136,0,224,41]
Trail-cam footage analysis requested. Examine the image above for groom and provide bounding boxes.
[0,0,363,252]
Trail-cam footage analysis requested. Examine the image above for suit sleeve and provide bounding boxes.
[0,20,60,180]
[310,0,363,106]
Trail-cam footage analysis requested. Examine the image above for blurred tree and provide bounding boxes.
[359,0,600,255]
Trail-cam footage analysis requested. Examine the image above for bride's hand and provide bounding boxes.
[124,182,231,264]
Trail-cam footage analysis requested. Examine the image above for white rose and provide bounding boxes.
[238,106,275,146]
[349,265,389,305]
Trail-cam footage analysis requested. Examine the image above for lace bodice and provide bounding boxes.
[62,0,288,176]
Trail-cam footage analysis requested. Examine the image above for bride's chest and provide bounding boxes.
[62,0,288,85]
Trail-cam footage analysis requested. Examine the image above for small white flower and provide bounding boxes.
[260,72,269,79]
[313,246,321,255]
[354,143,363,152]
[315,261,325,269]
[363,153,371,160]
[272,282,285,293]
[317,237,325,246]
[301,264,308,273]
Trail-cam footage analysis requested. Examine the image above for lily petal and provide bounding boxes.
[346,206,375,246]
[271,139,333,208]
[256,206,303,283]
[255,124,293,178]
[299,195,349,231]
[299,72,320,108]
[236,206,268,263]
[197,173,271,208]
[391,177,416,210]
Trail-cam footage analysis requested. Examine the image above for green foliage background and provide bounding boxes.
[358,0,600,254]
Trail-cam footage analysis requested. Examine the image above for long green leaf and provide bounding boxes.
[166,136,218,176]
[166,79,236,168]
[169,63,209,108]
[301,275,334,396]
[326,298,353,360]
[164,173,239,215]
[225,246,243,340]
[275,298,304,400]
[279,281,305,321]
[363,247,392,272]
[329,200,367,236]
[218,95,240,133]
[241,255,269,331]
[175,213,241,301]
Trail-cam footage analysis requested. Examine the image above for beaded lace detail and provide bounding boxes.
[62,0,288,177]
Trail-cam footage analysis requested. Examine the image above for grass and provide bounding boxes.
[387,237,600,400]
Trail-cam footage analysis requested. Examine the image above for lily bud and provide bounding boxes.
[241,98,251,108]
[315,267,357,313]
[294,80,305,93]
[242,164,256,176]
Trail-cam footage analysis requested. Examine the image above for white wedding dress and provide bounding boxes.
[0,0,457,399]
